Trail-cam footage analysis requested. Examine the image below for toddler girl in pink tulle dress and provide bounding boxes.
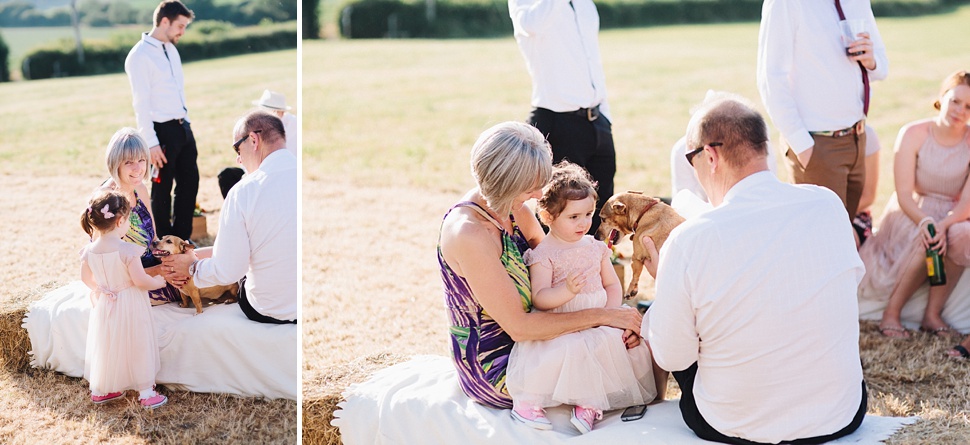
[506,162,662,434]
[79,189,168,409]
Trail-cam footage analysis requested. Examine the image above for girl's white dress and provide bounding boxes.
[506,236,657,410]
[81,244,159,394]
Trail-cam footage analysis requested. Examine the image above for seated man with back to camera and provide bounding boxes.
[163,110,297,324]
[643,93,867,444]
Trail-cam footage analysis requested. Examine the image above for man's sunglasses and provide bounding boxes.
[233,130,262,154]
[685,142,723,166]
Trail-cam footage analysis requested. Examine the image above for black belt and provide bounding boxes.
[158,118,186,126]
[563,105,600,121]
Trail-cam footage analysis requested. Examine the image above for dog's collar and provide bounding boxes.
[631,199,658,232]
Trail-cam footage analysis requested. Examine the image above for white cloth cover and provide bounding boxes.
[333,355,917,445]
[23,281,296,400]
[859,268,970,333]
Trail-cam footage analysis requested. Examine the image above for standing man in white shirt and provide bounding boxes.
[757,0,888,219]
[125,0,198,240]
[643,94,867,444]
[163,110,297,324]
[509,0,614,233]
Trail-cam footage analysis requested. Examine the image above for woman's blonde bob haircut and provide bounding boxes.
[105,127,151,185]
[471,121,553,218]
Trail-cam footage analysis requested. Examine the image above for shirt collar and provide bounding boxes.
[256,148,295,173]
[141,32,164,48]
[722,170,775,204]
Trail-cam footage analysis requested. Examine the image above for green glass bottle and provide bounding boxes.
[926,223,946,287]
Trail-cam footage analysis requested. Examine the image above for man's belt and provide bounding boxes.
[158,118,186,126]
[809,119,865,138]
[563,105,600,122]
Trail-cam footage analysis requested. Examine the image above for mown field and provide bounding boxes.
[303,5,970,444]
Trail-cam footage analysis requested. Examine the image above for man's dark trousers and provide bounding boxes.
[672,362,867,445]
[152,119,199,240]
[528,107,616,234]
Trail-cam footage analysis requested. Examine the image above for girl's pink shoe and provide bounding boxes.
[140,393,168,409]
[510,404,553,430]
[91,392,124,404]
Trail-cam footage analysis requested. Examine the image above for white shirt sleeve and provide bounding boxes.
[646,235,700,371]
[193,188,251,288]
[508,0,560,36]
[124,50,160,148]
[757,0,813,154]
[863,9,889,81]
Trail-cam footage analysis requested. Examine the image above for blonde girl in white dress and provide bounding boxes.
[80,189,168,409]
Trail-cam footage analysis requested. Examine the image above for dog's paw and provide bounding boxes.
[624,288,639,300]
[179,302,189,308]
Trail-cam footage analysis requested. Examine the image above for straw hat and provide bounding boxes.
[252,90,291,111]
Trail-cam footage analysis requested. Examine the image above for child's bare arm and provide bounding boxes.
[601,254,623,308]
[80,260,97,291]
[127,256,167,290]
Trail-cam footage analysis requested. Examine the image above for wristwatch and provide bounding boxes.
[188,260,199,276]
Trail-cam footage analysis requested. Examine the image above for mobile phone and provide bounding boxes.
[621,404,647,421]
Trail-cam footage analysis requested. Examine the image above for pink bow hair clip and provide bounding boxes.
[100,204,115,219]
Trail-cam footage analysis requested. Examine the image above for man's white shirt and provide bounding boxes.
[194,150,297,322]
[125,33,189,148]
[508,0,611,120]
[648,171,865,443]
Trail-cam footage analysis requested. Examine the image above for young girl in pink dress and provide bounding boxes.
[506,162,662,434]
[80,189,168,409]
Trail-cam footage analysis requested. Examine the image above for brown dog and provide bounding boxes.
[596,192,685,300]
[151,235,239,314]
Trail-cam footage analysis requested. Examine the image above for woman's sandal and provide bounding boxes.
[946,345,970,360]
[879,325,910,339]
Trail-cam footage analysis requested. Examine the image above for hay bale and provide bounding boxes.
[0,281,58,372]
[302,353,409,445]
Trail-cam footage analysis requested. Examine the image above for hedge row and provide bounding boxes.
[21,22,297,80]
[0,31,9,82]
[339,0,969,39]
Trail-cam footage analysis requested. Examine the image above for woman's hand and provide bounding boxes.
[603,305,643,334]
[622,329,642,349]
[919,217,948,255]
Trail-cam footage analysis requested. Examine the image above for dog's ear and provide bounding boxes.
[611,201,627,215]
[181,239,196,251]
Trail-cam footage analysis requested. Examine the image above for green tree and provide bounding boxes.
[303,0,320,38]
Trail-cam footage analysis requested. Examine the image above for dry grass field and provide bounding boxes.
[304,6,970,444]
[0,50,297,443]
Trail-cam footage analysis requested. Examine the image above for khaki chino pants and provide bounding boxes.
[786,130,867,218]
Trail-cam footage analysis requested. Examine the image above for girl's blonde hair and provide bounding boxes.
[471,122,552,218]
[81,189,131,237]
[537,161,598,224]
[105,128,151,186]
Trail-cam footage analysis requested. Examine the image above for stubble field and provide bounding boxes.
[303,6,970,444]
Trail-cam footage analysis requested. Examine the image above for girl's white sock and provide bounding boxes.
[139,388,157,399]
